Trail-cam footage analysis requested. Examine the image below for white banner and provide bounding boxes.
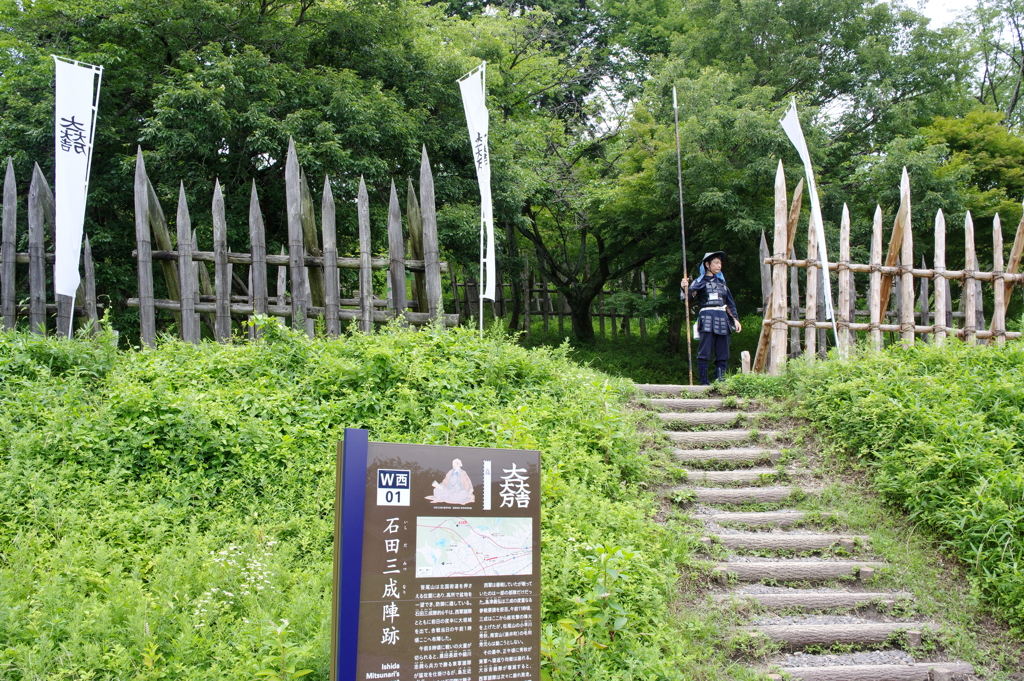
[53,56,103,302]
[457,62,496,300]
[780,99,837,329]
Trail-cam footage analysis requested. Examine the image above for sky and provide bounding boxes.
[917,0,977,27]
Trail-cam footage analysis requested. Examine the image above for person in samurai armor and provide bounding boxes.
[681,251,742,385]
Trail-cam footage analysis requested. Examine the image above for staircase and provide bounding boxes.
[637,383,976,681]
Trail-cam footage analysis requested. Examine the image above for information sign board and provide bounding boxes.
[332,429,541,681]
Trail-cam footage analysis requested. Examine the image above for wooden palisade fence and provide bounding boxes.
[754,161,1024,374]
[129,138,457,346]
[1,158,101,336]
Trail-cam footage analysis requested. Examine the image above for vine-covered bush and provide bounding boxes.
[0,322,699,680]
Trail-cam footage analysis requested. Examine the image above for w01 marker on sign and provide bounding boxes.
[331,429,540,681]
[52,55,103,333]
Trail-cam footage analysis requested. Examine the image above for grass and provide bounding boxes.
[0,321,765,681]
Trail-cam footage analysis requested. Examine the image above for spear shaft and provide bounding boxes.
[673,86,694,386]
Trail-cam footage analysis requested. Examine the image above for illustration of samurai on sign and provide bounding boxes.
[424,458,475,505]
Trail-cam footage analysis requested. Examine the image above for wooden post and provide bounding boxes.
[837,204,851,358]
[419,147,444,320]
[804,200,818,359]
[133,151,156,345]
[285,138,308,334]
[964,211,977,344]
[540,272,550,332]
[639,271,648,340]
[1,159,15,331]
[145,176,180,326]
[249,181,269,336]
[919,256,930,344]
[879,168,911,315]
[769,161,789,375]
[321,176,341,336]
[868,206,883,349]
[276,245,288,325]
[559,291,568,336]
[898,172,915,345]
[357,177,373,333]
[993,214,1006,345]
[450,269,461,318]
[386,180,407,325]
[741,350,751,374]
[81,235,99,330]
[212,180,231,342]
[754,174,802,372]
[300,170,325,310]
[933,210,947,346]
[407,178,427,314]
[789,248,800,357]
[177,183,199,343]
[759,231,772,310]
[27,164,48,335]
[524,263,532,338]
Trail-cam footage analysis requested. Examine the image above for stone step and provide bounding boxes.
[715,560,887,582]
[703,511,827,527]
[667,430,781,446]
[636,383,710,396]
[774,662,973,681]
[709,533,868,551]
[683,467,804,484]
[648,397,727,411]
[740,622,926,648]
[689,486,811,505]
[676,448,782,464]
[716,590,912,611]
[658,411,750,427]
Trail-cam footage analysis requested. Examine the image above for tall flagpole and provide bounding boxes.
[673,86,694,386]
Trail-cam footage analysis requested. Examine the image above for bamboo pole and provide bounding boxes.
[933,208,946,346]
[964,211,977,344]
[1,159,15,331]
[386,180,407,325]
[837,204,850,358]
[993,214,1006,345]
[357,176,373,333]
[769,161,789,375]
[323,176,341,336]
[869,205,883,350]
[177,183,199,343]
[285,138,309,334]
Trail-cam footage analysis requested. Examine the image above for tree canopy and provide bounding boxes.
[3,0,1024,341]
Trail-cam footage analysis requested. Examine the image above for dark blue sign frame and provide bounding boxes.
[335,428,368,681]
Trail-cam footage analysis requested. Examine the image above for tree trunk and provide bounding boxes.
[567,289,597,344]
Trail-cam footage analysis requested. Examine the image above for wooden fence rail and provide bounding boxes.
[128,138,457,346]
[754,162,1024,374]
[0,158,102,336]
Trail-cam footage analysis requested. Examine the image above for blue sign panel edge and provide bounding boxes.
[338,428,369,681]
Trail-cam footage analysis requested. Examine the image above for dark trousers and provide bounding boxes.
[697,332,730,385]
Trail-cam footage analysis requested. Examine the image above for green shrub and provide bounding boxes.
[789,342,1024,632]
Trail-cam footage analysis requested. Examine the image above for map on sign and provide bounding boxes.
[415,516,532,578]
